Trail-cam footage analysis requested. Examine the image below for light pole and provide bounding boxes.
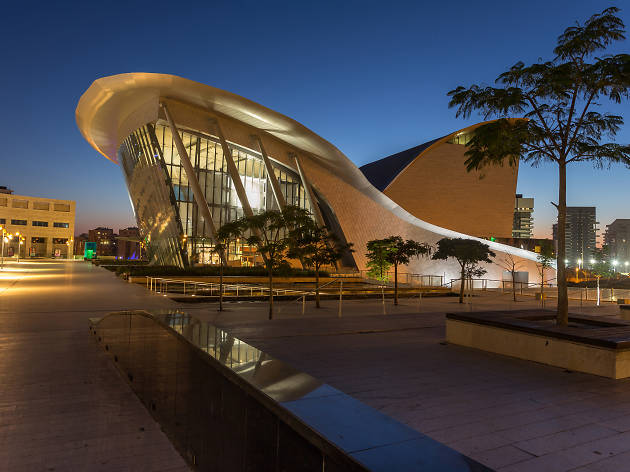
[1,227,6,270]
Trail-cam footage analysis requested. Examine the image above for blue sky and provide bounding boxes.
[1,0,628,238]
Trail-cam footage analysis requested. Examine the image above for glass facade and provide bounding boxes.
[118,121,344,268]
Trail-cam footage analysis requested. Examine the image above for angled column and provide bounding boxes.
[252,135,286,210]
[291,153,325,227]
[161,103,221,248]
[211,119,255,218]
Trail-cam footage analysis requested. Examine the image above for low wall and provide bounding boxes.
[446,317,630,379]
[91,311,491,471]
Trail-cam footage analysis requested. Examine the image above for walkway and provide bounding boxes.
[0,260,189,471]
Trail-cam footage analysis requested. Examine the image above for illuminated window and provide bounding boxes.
[32,221,48,227]
[53,222,69,228]
[11,219,27,225]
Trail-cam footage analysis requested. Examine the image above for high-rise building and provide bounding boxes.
[604,219,630,267]
[512,194,534,238]
[553,207,598,265]
[0,187,75,258]
[88,227,116,256]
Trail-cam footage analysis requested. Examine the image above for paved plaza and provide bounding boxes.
[2,260,630,471]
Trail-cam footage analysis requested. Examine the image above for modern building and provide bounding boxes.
[494,237,554,256]
[553,207,598,266]
[512,194,534,239]
[75,73,546,283]
[360,129,518,239]
[604,219,630,267]
[0,187,75,258]
[116,227,143,260]
[88,227,116,257]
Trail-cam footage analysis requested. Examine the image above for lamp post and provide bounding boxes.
[17,235,23,263]
[1,226,7,269]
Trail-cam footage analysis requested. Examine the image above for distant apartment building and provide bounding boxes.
[116,227,142,260]
[88,227,116,256]
[74,233,89,257]
[512,194,534,239]
[0,187,75,258]
[605,219,630,264]
[553,207,598,265]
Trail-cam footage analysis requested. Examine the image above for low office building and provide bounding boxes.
[116,227,142,260]
[76,73,546,283]
[512,194,534,239]
[0,187,75,258]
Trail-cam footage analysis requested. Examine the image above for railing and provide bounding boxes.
[89,311,489,471]
[358,270,444,287]
[446,278,630,303]
[146,276,307,298]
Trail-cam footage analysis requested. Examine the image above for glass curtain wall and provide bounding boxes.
[118,121,316,267]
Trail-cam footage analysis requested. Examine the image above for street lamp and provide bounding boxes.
[0,226,10,270]
[613,260,619,272]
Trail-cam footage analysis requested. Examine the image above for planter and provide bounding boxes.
[446,310,630,379]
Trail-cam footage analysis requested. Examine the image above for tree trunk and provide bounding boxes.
[459,265,465,303]
[557,161,568,326]
[268,266,274,320]
[394,263,398,306]
[219,261,224,311]
[315,267,320,308]
[512,270,517,302]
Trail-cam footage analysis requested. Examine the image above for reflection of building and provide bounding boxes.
[554,207,597,265]
[116,227,142,260]
[360,127,517,239]
[0,187,75,258]
[605,219,630,266]
[512,194,534,239]
[88,227,116,256]
[76,73,548,282]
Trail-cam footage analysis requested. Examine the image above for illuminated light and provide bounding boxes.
[577,259,582,265]
[590,259,596,264]
[564,259,568,264]
[613,260,619,266]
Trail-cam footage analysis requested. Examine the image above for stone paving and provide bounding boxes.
[2,260,629,471]
[0,260,189,471]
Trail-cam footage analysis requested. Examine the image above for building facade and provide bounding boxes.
[116,227,142,260]
[512,194,534,239]
[0,188,75,258]
[604,219,630,267]
[554,207,598,266]
[76,73,547,283]
[88,227,116,257]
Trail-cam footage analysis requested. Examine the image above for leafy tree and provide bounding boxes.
[215,220,245,312]
[365,239,394,281]
[536,245,555,305]
[235,206,312,320]
[447,7,630,325]
[289,223,353,308]
[380,236,431,305]
[432,238,496,303]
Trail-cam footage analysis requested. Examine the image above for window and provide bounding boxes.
[11,219,27,225]
[0,197,7,207]
[53,222,69,228]
[53,203,70,212]
[12,199,29,209]
[31,237,45,244]
[0,218,5,224]
[53,238,68,244]
[33,202,50,211]
[32,221,48,227]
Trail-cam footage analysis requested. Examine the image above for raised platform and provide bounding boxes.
[446,310,630,379]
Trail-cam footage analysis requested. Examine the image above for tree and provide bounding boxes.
[365,239,394,281]
[289,223,353,308]
[447,7,630,325]
[432,238,496,303]
[499,253,526,302]
[236,206,312,320]
[378,236,431,305]
[215,220,245,312]
[536,246,555,306]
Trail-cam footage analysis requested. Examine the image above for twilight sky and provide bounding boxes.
[1,0,629,239]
